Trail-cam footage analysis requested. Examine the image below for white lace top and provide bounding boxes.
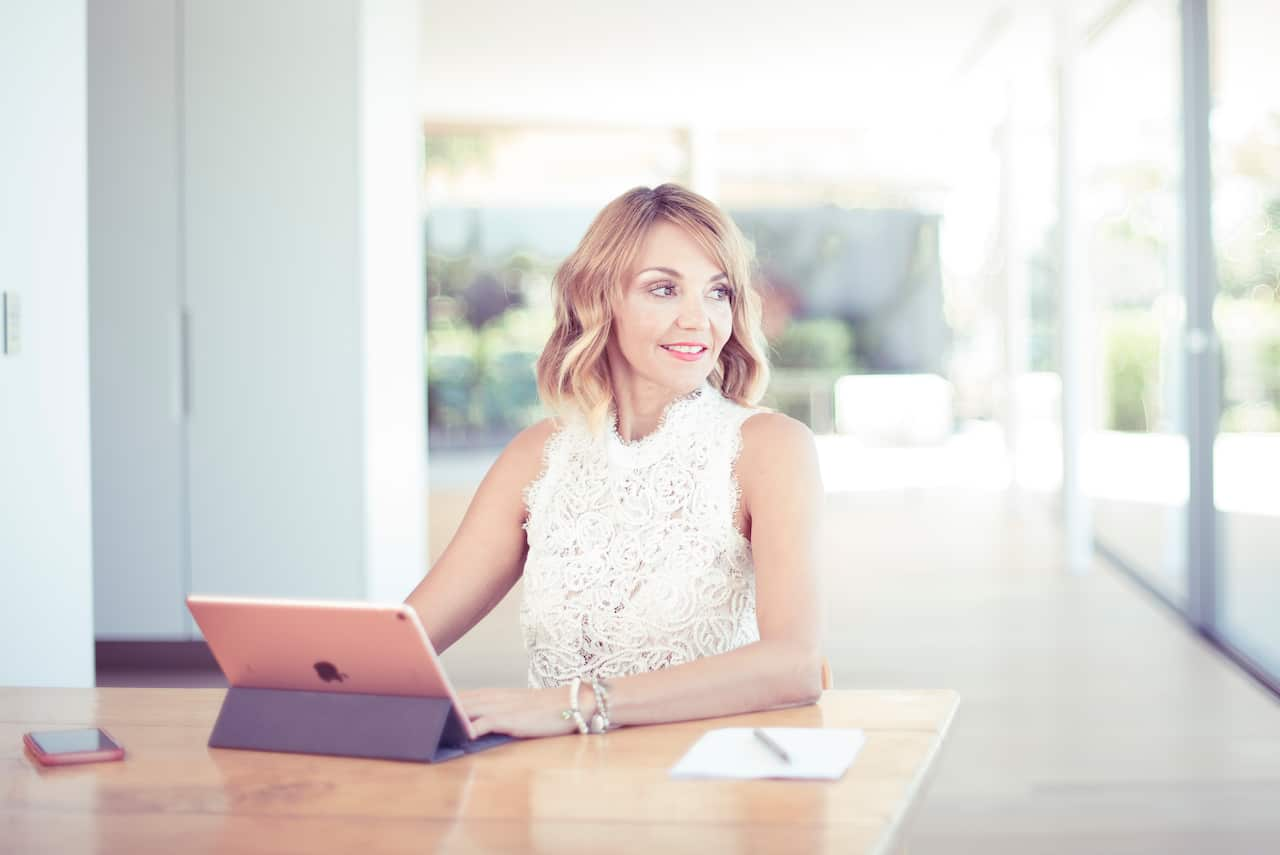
[519,383,762,689]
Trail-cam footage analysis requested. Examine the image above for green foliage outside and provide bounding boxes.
[427,320,547,437]
[1216,298,1280,432]
[1264,337,1280,405]
[424,134,493,177]
[1105,310,1162,432]
[771,319,856,372]
[1104,299,1280,433]
[1216,193,1280,300]
[763,319,857,428]
[426,249,555,440]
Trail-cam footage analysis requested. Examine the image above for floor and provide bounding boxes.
[811,490,1280,854]
[98,482,1280,853]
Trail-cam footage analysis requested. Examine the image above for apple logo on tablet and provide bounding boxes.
[313,661,348,683]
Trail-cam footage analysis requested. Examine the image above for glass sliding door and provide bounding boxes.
[1078,0,1190,604]
[1209,0,1280,680]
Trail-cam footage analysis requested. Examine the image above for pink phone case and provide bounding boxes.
[23,730,126,766]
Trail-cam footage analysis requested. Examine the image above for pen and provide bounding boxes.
[753,728,791,764]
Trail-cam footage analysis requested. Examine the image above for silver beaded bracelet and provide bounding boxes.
[561,676,589,734]
[589,678,611,733]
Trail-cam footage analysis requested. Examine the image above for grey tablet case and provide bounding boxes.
[208,687,513,763]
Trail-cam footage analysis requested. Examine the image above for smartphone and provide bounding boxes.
[22,728,125,766]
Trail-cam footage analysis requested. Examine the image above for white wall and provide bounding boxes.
[0,0,96,687]
[89,0,188,638]
[87,0,427,636]
[182,0,368,603]
[360,0,428,602]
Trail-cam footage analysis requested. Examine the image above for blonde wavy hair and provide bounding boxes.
[535,183,770,430]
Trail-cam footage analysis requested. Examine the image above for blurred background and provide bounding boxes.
[420,0,1278,693]
[2,0,1278,851]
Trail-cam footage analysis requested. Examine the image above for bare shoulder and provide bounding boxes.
[465,418,560,524]
[496,417,559,483]
[739,411,818,468]
[737,411,822,519]
[505,417,558,460]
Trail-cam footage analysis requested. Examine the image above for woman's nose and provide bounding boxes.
[677,294,710,329]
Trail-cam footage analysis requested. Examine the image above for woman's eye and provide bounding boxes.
[710,287,733,302]
[650,284,676,297]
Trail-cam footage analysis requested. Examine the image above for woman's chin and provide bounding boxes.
[632,372,706,397]
[614,358,714,397]
[657,366,712,393]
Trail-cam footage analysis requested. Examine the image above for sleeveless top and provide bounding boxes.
[519,383,762,689]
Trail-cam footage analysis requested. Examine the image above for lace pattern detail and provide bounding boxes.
[520,384,760,688]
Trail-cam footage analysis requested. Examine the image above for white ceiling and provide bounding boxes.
[419,0,1056,130]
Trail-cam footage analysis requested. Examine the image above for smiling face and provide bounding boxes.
[605,219,735,398]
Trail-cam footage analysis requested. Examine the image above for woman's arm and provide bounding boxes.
[460,412,825,737]
[404,419,555,654]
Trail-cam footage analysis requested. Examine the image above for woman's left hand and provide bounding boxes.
[457,687,580,739]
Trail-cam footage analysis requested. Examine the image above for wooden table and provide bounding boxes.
[1,688,958,854]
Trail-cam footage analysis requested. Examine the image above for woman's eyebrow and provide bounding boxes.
[636,266,729,282]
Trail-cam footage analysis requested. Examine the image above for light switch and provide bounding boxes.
[2,291,18,355]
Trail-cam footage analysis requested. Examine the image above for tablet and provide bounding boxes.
[186,594,480,741]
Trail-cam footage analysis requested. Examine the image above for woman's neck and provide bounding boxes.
[608,373,702,442]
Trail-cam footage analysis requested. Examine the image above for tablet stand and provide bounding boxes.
[208,687,511,763]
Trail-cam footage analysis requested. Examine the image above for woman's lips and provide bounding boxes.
[660,344,708,362]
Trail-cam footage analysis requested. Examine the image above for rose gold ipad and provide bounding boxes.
[185,594,478,740]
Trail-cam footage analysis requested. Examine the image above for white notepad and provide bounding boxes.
[669,727,866,780]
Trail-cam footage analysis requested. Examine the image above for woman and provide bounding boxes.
[405,183,823,738]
